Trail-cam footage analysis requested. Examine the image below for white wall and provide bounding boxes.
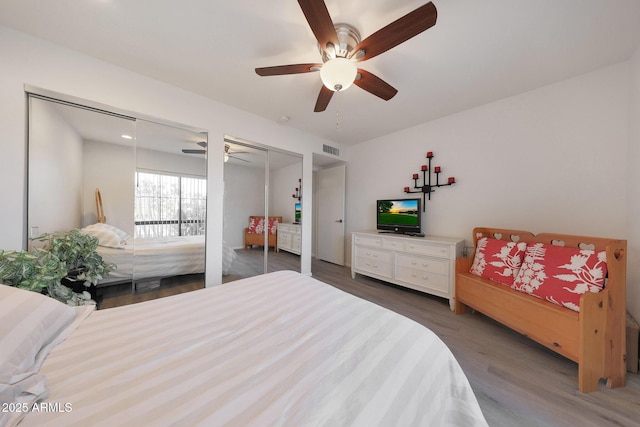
[270,162,303,225]
[28,97,84,237]
[223,163,266,249]
[83,140,135,234]
[346,63,634,314]
[0,25,343,281]
[627,46,640,322]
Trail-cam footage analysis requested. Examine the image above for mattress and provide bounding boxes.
[97,235,208,285]
[18,271,487,426]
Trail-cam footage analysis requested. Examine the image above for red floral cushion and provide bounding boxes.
[247,217,264,234]
[511,243,607,312]
[248,218,279,235]
[469,237,527,286]
[267,219,279,235]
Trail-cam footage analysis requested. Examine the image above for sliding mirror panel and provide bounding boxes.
[222,139,267,281]
[267,150,302,273]
[27,95,136,297]
[133,119,207,291]
[28,94,208,306]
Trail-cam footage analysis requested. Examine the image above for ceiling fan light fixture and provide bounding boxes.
[320,58,357,92]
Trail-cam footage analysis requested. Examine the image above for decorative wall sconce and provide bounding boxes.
[292,178,302,202]
[403,151,455,212]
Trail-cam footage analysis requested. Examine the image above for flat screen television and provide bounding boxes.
[294,203,301,223]
[376,198,422,235]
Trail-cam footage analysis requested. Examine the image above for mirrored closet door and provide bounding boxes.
[222,138,302,282]
[27,93,207,303]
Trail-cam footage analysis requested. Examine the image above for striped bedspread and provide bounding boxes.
[20,271,487,426]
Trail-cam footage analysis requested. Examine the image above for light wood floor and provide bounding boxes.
[98,249,640,426]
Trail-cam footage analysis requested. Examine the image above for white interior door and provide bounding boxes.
[316,164,345,265]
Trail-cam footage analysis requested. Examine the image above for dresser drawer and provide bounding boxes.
[382,237,404,251]
[404,240,450,258]
[395,268,448,293]
[354,246,392,263]
[278,224,300,234]
[396,253,448,275]
[354,234,383,248]
[278,232,291,247]
[354,256,393,279]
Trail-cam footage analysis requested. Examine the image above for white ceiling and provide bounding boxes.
[4,0,640,146]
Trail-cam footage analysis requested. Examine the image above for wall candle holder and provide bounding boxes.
[403,151,455,212]
[292,178,302,202]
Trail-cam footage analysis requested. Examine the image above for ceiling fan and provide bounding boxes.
[182,142,250,163]
[255,0,437,112]
[182,141,208,155]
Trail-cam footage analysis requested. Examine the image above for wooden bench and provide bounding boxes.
[454,227,627,392]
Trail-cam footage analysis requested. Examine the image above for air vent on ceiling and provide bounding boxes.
[322,144,339,156]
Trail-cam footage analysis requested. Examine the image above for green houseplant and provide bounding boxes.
[35,229,113,288]
[0,229,113,305]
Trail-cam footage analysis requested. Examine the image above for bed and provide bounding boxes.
[1,271,487,427]
[81,223,237,286]
[96,235,207,286]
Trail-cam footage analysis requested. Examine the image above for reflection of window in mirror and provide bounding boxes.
[27,94,209,308]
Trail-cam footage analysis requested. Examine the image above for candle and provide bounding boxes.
[412,173,419,179]
[426,151,433,158]
[434,166,441,173]
[421,165,427,171]
[298,178,302,182]
[295,187,298,191]
[404,187,410,192]
[448,177,455,184]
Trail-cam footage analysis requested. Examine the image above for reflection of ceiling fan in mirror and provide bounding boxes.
[224,144,250,163]
[182,142,249,163]
[182,141,208,155]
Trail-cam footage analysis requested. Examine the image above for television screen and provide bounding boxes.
[295,203,301,223]
[376,198,421,234]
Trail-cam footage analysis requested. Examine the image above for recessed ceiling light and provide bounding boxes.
[121,134,133,140]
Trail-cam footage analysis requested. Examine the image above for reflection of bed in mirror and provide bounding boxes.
[27,94,212,292]
[97,235,205,286]
[82,222,235,287]
[95,235,237,286]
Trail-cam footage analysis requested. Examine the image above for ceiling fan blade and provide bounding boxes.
[196,141,207,148]
[297,0,339,52]
[351,2,437,62]
[354,69,398,101]
[314,85,334,112]
[182,149,206,154]
[255,63,322,76]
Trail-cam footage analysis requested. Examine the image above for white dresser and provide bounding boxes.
[277,223,301,255]
[351,231,464,310]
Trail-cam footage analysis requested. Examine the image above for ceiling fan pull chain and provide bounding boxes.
[335,90,340,129]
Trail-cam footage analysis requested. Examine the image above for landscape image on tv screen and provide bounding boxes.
[295,203,302,223]
[377,199,419,226]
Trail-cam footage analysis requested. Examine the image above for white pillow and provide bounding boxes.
[99,223,129,241]
[0,286,74,409]
[80,224,126,249]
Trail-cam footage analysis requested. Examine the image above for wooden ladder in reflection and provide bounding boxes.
[95,188,106,223]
